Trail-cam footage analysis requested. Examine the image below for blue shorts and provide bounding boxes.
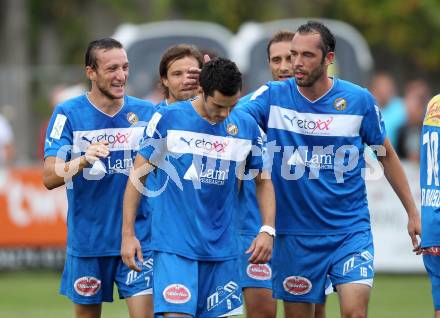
[423,247,440,311]
[239,234,272,289]
[60,252,153,304]
[273,230,374,303]
[153,251,243,317]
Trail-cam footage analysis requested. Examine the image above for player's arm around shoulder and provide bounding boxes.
[236,83,274,131]
[377,138,421,253]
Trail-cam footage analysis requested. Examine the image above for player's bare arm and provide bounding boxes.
[121,153,154,272]
[43,141,110,190]
[246,171,276,264]
[377,138,422,252]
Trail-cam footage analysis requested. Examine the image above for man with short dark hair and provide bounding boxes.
[43,37,155,318]
[266,30,295,80]
[122,57,276,317]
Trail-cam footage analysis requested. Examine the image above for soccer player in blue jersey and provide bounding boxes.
[145,44,204,238]
[420,94,440,318]
[43,38,155,318]
[238,21,421,318]
[121,57,276,317]
[237,30,293,318]
[238,30,330,318]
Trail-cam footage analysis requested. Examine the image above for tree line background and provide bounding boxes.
[2,0,438,71]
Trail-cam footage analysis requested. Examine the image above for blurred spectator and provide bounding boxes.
[0,111,14,166]
[37,84,85,160]
[396,79,432,162]
[369,72,406,148]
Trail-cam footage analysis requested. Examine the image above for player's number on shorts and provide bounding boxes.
[360,267,368,277]
[423,131,439,186]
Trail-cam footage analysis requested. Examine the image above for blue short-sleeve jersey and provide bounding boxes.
[141,100,167,219]
[139,100,263,260]
[238,78,386,235]
[420,94,440,248]
[44,94,155,256]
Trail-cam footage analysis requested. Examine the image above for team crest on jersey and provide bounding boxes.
[226,123,238,136]
[333,98,347,111]
[127,112,139,124]
[424,95,440,127]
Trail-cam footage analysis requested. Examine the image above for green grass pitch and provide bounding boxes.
[0,271,433,317]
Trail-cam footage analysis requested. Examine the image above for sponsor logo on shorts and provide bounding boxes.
[74,276,101,296]
[283,276,312,295]
[342,250,374,276]
[246,264,271,280]
[125,258,154,286]
[422,247,440,256]
[163,284,191,304]
[207,281,241,312]
[334,98,347,111]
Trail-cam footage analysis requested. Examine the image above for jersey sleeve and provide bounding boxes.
[237,84,272,132]
[359,91,387,146]
[138,110,168,165]
[245,121,264,171]
[44,105,73,161]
